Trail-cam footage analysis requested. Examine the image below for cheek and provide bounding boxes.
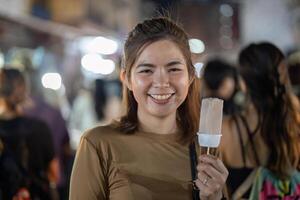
[134,77,149,88]
[174,80,190,101]
[174,75,190,91]
[130,76,150,99]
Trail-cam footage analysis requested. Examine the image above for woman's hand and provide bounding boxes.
[194,154,228,200]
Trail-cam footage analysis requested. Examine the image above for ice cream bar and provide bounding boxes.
[199,98,223,134]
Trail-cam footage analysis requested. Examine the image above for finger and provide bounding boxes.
[197,162,226,184]
[197,157,229,188]
[199,155,228,175]
[194,178,221,198]
[194,179,212,197]
[197,171,210,185]
[197,167,224,193]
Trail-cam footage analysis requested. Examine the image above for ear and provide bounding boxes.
[120,69,132,90]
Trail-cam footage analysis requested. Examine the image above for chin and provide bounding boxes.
[153,113,170,118]
[149,109,176,118]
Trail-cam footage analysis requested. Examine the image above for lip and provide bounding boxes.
[148,93,175,104]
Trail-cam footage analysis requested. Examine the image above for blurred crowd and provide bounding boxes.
[202,43,300,199]
[0,55,122,199]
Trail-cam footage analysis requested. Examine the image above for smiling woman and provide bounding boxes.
[69,17,228,200]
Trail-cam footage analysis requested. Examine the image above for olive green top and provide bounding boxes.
[69,124,193,200]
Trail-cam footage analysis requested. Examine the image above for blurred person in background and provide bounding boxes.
[21,65,72,200]
[95,79,122,124]
[24,94,73,200]
[69,78,122,150]
[68,77,98,149]
[7,47,73,199]
[94,79,108,122]
[220,42,300,199]
[201,59,249,198]
[69,17,228,200]
[201,59,246,116]
[0,67,59,200]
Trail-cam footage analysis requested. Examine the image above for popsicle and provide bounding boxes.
[197,98,223,155]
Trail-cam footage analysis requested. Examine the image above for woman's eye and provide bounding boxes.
[139,69,152,73]
[169,68,182,72]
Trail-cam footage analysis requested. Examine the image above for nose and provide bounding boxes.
[153,69,170,88]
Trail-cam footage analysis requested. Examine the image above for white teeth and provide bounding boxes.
[150,94,172,100]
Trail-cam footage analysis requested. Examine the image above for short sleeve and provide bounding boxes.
[69,135,108,200]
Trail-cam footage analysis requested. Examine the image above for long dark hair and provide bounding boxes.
[114,17,200,144]
[239,42,300,178]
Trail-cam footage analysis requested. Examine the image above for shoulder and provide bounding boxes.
[82,124,124,147]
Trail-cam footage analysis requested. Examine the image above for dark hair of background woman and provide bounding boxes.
[239,42,300,179]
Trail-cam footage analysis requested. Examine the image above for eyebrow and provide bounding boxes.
[136,63,155,68]
[166,61,184,67]
[137,60,184,68]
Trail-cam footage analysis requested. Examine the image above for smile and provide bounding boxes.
[148,93,174,100]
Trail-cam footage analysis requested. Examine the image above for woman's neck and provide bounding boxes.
[137,109,178,135]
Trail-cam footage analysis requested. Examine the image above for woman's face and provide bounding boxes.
[127,39,190,119]
[216,77,235,100]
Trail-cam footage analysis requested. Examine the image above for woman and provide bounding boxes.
[220,42,300,199]
[0,68,59,200]
[69,17,228,200]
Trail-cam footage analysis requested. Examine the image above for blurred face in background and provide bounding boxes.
[203,75,247,116]
[215,77,235,100]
